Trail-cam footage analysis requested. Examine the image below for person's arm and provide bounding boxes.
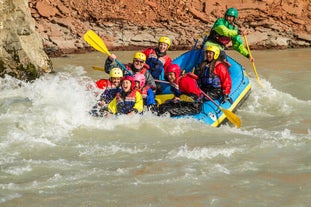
[214,25,238,37]
[144,71,157,89]
[215,64,232,95]
[231,35,250,58]
[142,48,152,58]
[104,57,119,74]
[146,88,157,106]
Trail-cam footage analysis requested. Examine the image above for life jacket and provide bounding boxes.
[179,73,202,99]
[207,18,237,47]
[115,90,137,114]
[207,30,231,48]
[124,63,149,76]
[138,86,150,100]
[198,61,222,89]
[143,48,172,80]
[96,79,113,90]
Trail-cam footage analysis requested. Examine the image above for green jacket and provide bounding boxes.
[206,18,249,58]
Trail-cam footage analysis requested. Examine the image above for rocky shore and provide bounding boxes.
[29,0,311,57]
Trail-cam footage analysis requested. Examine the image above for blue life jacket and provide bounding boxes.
[199,64,221,88]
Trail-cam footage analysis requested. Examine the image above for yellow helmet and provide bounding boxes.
[133,52,146,61]
[158,36,171,48]
[109,68,123,78]
[206,45,220,60]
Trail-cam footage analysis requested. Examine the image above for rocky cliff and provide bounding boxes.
[0,0,52,80]
[29,0,311,57]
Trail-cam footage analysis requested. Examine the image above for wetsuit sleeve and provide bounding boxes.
[144,71,157,89]
[104,57,120,74]
[171,83,181,97]
[133,91,144,113]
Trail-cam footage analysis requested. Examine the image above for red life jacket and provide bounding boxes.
[142,48,172,70]
[96,79,114,90]
[179,73,202,98]
[137,86,150,99]
[125,63,149,75]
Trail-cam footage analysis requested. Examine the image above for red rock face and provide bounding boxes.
[28,0,311,56]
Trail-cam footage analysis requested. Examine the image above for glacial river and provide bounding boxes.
[1,48,310,206]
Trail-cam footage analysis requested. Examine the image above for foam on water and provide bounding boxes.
[1,65,311,206]
[1,68,310,142]
[167,144,243,160]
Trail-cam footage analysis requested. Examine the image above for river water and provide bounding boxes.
[1,48,311,206]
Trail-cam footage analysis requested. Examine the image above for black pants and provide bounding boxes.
[158,101,202,117]
[201,86,223,100]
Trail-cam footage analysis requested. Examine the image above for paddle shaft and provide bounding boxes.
[155,79,241,128]
[243,35,263,87]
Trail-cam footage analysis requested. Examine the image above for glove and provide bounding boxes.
[221,94,233,104]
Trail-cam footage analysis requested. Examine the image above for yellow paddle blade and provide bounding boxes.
[83,30,111,56]
[221,107,241,128]
[92,66,104,71]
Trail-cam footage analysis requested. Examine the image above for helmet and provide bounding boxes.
[158,36,171,48]
[206,45,220,60]
[121,75,135,90]
[225,7,238,18]
[165,64,181,79]
[109,67,123,78]
[133,52,146,61]
[133,73,146,88]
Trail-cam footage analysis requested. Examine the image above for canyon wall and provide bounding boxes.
[29,0,311,56]
[0,0,52,80]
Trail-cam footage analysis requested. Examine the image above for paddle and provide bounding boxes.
[83,30,133,75]
[200,90,241,128]
[243,35,263,88]
[155,79,241,128]
[92,65,105,72]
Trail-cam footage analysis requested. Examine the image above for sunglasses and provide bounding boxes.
[134,59,145,64]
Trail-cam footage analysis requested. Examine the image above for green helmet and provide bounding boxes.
[225,8,238,18]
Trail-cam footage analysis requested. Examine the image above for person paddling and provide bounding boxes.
[204,7,254,63]
[104,52,156,90]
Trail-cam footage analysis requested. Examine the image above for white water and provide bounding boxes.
[0,49,311,206]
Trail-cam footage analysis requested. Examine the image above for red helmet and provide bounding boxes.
[133,73,146,89]
[121,75,135,90]
[165,64,181,79]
